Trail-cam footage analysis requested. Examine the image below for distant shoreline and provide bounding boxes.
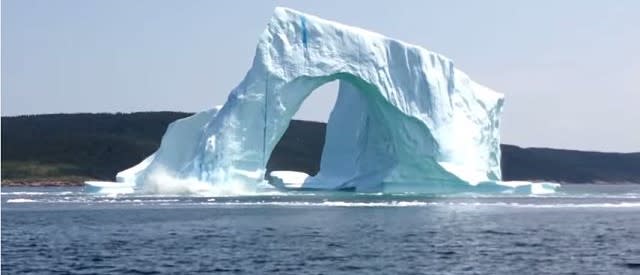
[3,112,639,186]
[1,177,92,187]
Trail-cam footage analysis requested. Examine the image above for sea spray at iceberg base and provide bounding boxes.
[88,7,559,195]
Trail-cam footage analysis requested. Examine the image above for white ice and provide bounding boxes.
[93,7,558,195]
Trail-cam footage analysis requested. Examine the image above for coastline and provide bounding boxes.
[1,177,94,187]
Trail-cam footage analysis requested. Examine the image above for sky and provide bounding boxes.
[2,0,639,152]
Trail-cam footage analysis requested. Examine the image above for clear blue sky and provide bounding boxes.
[2,0,639,152]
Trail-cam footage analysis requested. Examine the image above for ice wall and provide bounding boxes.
[112,7,554,193]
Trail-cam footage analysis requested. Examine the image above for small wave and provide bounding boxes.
[198,201,640,208]
[1,192,48,195]
[6,198,37,203]
[117,199,180,203]
[511,202,640,208]
[531,193,640,199]
[196,201,435,207]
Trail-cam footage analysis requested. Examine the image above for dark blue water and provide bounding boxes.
[2,185,640,274]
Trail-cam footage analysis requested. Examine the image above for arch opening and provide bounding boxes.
[266,80,339,177]
[262,72,422,191]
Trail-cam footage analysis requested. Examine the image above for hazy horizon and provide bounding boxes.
[2,0,639,152]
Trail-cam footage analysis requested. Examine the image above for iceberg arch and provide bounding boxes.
[110,7,557,194]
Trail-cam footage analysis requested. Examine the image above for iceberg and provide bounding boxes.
[101,7,558,194]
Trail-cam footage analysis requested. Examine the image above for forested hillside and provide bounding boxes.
[2,113,639,185]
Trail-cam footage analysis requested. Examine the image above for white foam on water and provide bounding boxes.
[132,167,283,197]
[6,198,38,203]
[5,195,639,209]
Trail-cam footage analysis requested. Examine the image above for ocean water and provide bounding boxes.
[2,184,640,274]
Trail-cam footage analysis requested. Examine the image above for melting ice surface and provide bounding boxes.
[88,7,559,195]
